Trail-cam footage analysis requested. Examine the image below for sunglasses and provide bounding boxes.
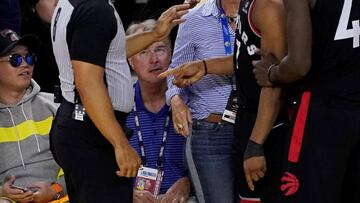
[0,53,36,68]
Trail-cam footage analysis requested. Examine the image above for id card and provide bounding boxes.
[135,166,163,196]
[222,90,239,124]
[72,104,86,121]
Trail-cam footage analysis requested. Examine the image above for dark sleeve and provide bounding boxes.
[67,1,117,67]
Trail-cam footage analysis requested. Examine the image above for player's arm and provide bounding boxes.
[250,0,287,144]
[244,0,287,191]
[268,0,313,83]
[205,55,234,75]
[159,55,233,88]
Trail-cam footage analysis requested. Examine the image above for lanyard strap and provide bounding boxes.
[218,0,233,56]
[133,104,171,169]
[218,0,237,90]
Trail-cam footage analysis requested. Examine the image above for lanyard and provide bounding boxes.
[133,104,171,169]
[218,0,237,90]
[218,0,233,56]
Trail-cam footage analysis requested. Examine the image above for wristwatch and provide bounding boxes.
[51,182,64,200]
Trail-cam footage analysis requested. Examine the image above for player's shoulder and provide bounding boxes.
[254,0,284,19]
[257,0,283,8]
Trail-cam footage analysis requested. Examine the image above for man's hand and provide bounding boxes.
[159,177,190,203]
[170,95,192,137]
[133,190,157,203]
[158,60,206,88]
[115,143,141,178]
[29,182,54,203]
[184,0,200,9]
[154,3,192,41]
[1,176,34,203]
[252,50,280,87]
[244,156,267,191]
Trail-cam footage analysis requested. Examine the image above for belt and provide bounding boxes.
[205,113,222,123]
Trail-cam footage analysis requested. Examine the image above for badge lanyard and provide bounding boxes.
[218,0,233,56]
[219,0,236,90]
[133,105,171,169]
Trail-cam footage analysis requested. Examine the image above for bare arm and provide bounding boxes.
[206,55,234,75]
[126,3,191,57]
[72,60,141,178]
[244,0,287,191]
[269,0,312,83]
[126,31,161,58]
[250,0,287,144]
[159,55,233,87]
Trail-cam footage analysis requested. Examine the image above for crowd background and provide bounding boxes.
[0,0,207,93]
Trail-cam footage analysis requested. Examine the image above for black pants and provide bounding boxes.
[50,101,132,203]
[233,108,287,203]
[280,92,360,203]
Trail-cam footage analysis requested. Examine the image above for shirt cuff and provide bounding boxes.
[166,86,189,106]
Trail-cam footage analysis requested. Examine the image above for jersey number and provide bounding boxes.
[334,0,360,48]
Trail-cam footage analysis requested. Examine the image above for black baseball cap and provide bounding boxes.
[0,29,40,57]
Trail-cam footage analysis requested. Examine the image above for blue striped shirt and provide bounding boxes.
[166,0,236,119]
[127,82,187,194]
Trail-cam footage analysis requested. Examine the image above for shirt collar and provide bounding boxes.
[134,81,145,111]
[202,0,221,18]
[134,81,170,116]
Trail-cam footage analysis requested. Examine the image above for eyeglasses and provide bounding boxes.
[138,47,168,60]
[0,53,36,68]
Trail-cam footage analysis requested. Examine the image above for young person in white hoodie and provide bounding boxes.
[0,28,67,203]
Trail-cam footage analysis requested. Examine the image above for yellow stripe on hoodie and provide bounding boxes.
[0,116,54,142]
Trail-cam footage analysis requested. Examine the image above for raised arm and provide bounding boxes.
[126,3,190,57]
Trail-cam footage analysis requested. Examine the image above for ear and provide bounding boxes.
[128,58,135,71]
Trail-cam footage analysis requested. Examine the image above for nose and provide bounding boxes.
[18,56,32,68]
[149,51,159,63]
[20,57,28,66]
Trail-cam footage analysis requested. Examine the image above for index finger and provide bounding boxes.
[171,3,191,12]
[245,169,255,191]
[10,190,33,200]
[158,68,182,78]
[182,122,190,137]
